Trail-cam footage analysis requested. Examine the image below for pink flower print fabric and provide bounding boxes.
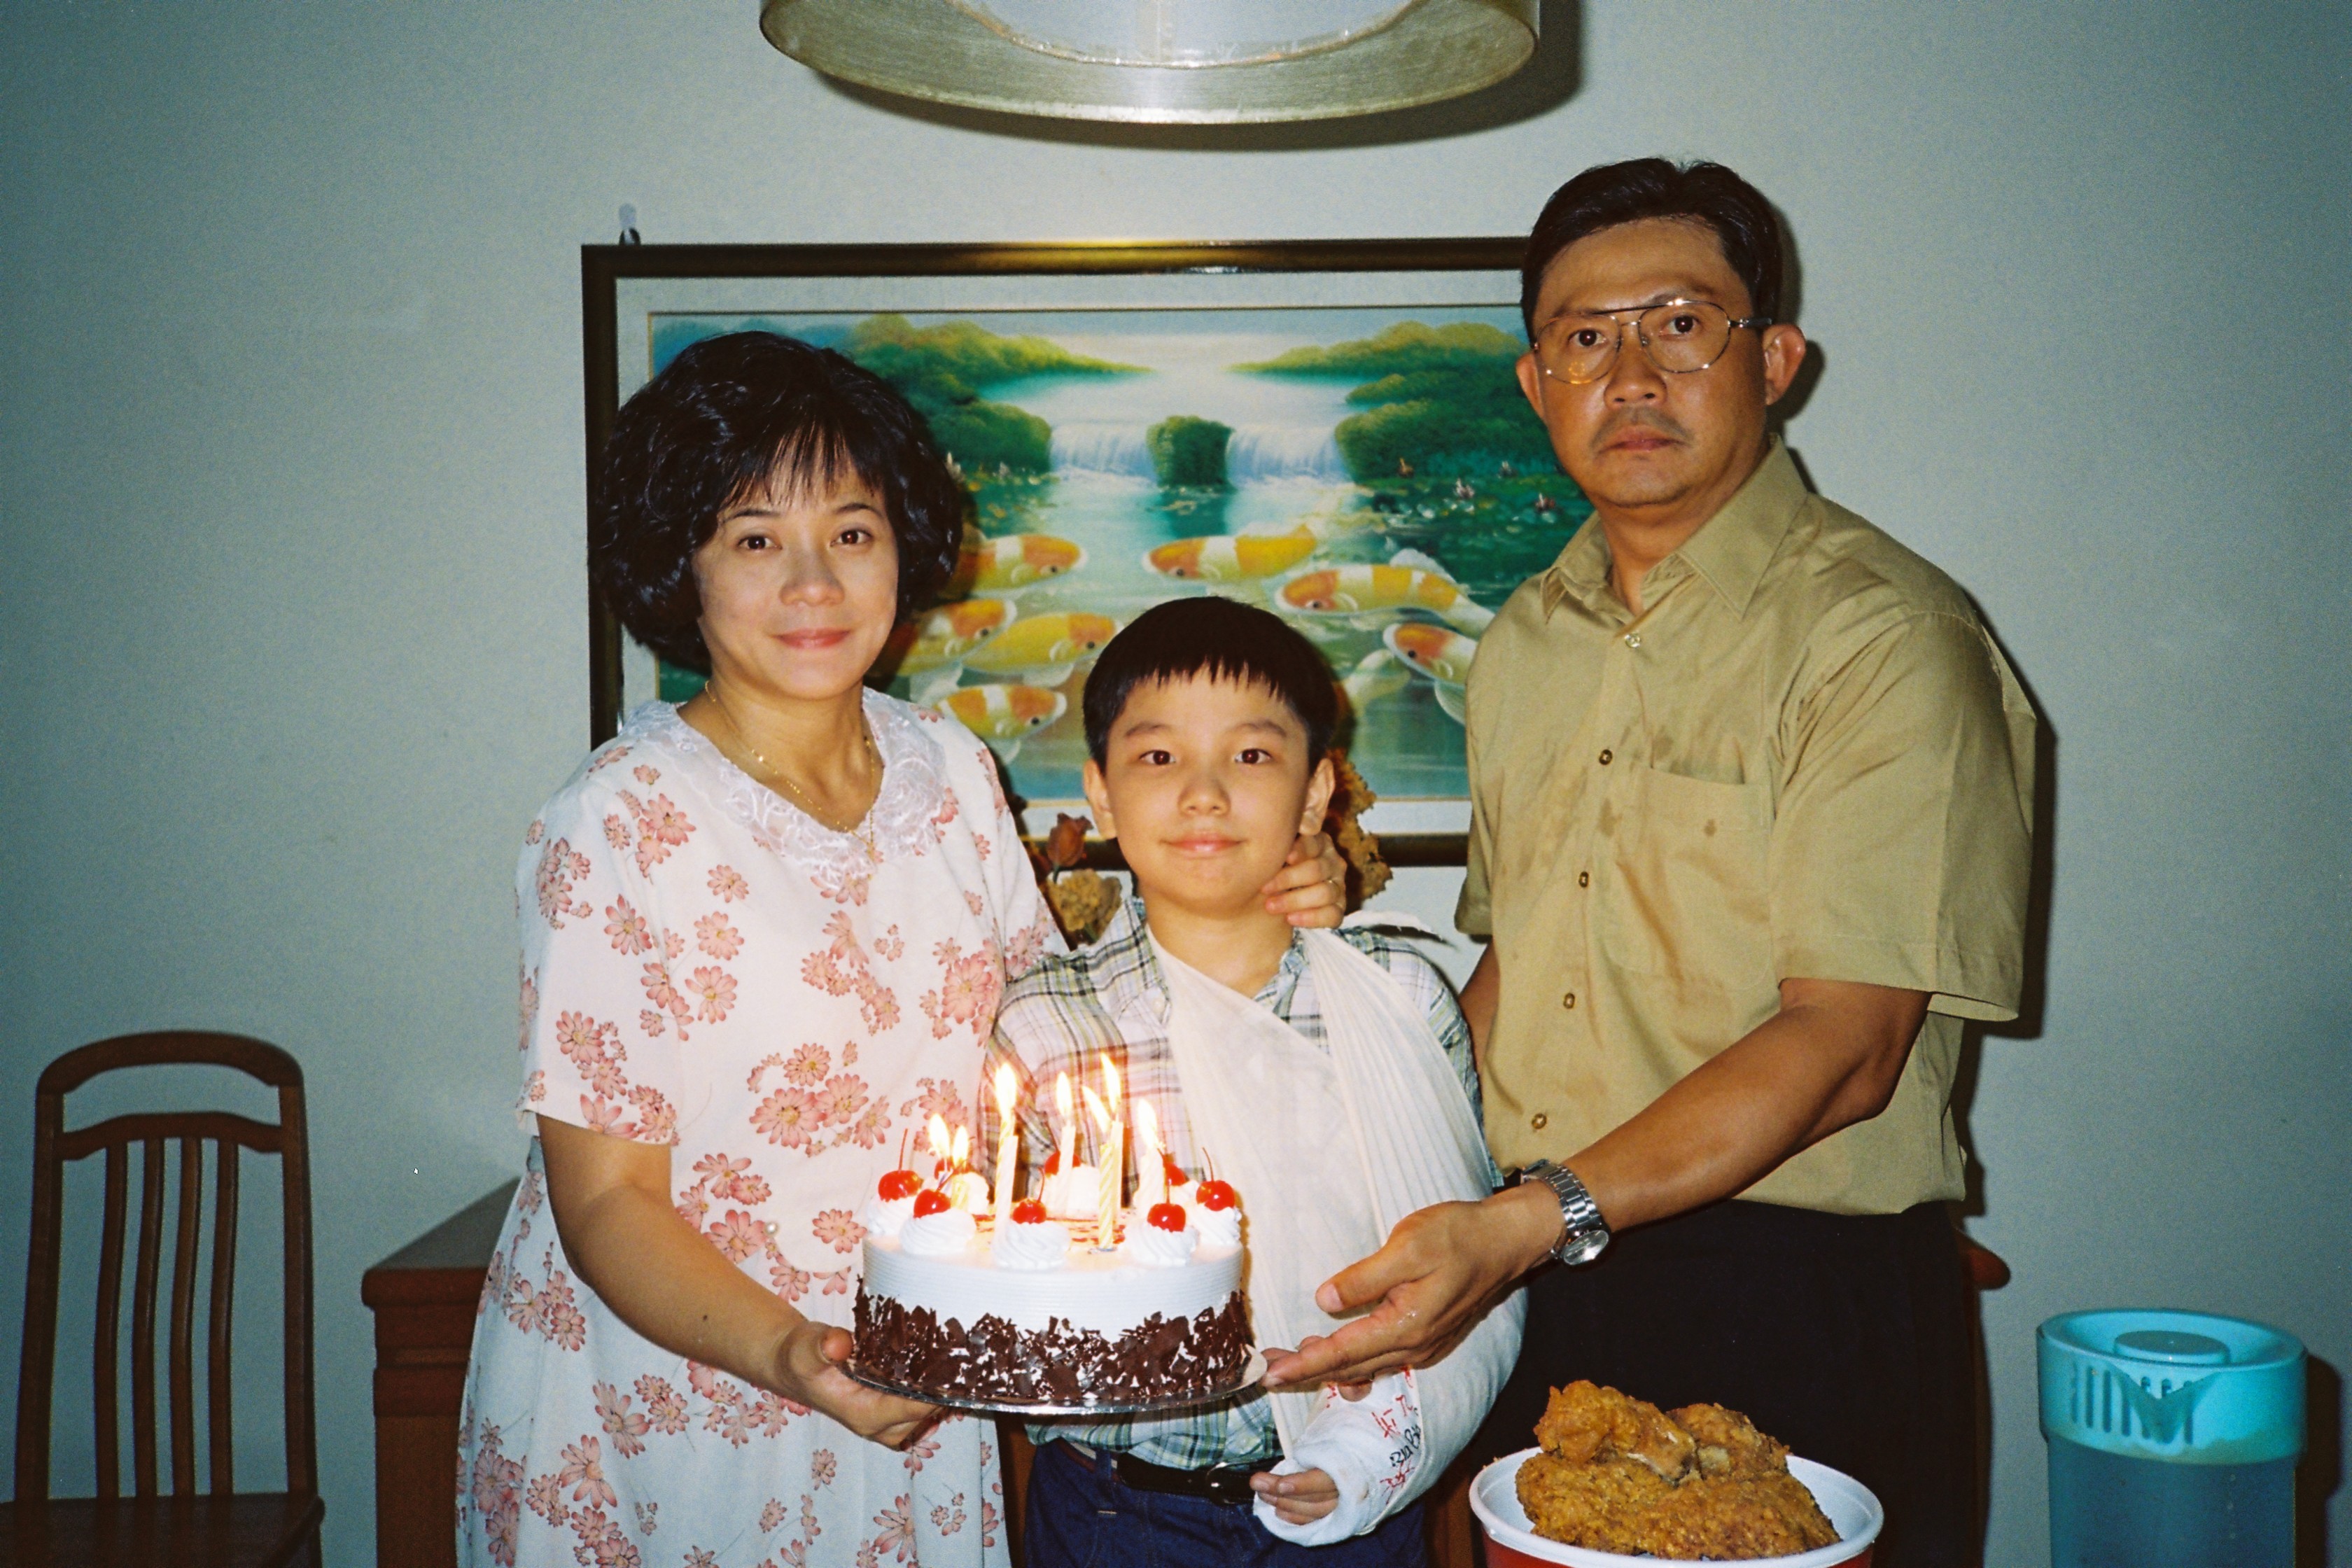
[458,693,1059,1567]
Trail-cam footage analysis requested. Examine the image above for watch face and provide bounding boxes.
[1559,1227,1609,1266]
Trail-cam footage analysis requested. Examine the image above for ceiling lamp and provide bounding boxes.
[761,0,1539,125]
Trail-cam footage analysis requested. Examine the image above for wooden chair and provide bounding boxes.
[6,1032,323,1568]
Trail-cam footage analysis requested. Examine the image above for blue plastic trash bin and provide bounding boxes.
[2039,1309,2304,1568]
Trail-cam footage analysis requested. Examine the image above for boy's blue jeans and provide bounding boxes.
[1023,1440,1429,1568]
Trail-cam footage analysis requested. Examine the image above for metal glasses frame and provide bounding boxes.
[1533,298,1770,385]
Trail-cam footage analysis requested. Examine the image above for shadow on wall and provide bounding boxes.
[811,0,1584,153]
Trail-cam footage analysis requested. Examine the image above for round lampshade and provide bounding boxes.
[761,0,1539,125]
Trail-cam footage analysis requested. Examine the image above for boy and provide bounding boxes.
[983,597,1520,1567]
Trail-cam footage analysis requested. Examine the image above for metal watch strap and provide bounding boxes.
[1516,1158,1609,1266]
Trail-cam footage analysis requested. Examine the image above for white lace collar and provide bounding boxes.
[623,692,949,902]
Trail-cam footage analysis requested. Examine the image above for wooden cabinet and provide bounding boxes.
[360,1185,512,1568]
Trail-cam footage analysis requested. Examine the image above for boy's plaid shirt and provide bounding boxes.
[979,896,1485,1471]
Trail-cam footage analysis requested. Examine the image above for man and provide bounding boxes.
[1260,159,2036,1566]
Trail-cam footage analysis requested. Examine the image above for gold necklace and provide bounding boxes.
[702,681,884,862]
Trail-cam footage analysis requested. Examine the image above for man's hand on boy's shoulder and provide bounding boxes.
[1263,831,1350,927]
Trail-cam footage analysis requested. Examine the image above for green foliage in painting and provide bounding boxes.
[1145,415,1233,488]
[839,314,1142,477]
[1233,320,1527,377]
[1235,321,1558,482]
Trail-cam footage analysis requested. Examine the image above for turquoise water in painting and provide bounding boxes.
[648,309,1592,806]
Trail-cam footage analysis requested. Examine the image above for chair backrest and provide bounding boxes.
[12,1031,315,1502]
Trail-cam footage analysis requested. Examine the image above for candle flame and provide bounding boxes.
[1100,1051,1121,1110]
[1135,1098,1159,1154]
[1055,1070,1074,1125]
[1081,1085,1112,1138]
[951,1124,970,1168]
[994,1062,1018,1117]
[927,1112,951,1161]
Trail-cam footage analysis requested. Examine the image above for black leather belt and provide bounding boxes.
[1079,1444,1275,1508]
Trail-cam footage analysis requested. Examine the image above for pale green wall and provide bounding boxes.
[2,4,2345,1564]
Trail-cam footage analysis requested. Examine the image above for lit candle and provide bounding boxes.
[1101,1053,1124,1246]
[1054,1071,1077,1177]
[993,1064,1019,1227]
[1082,1085,1116,1249]
[926,1112,953,1179]
[1135,1099,1165,1210]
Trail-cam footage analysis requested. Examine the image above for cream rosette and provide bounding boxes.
[1119,1220,1198,1268]
[1192,1201,1242,1251]
[897,1205,978,1258]
[862,1191,917,1242]
[990,1217,1072,1270]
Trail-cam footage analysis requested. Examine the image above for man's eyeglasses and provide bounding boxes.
[1532,298,1770,385]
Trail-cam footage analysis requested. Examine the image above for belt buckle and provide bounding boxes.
[1200,1466,1256,1508]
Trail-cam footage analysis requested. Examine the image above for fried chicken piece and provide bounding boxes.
[1517,1451,1679,1556]
[1517,1383,1840,1560]
[1534,1379,1697,1477]
[1672,1402,1793,1478]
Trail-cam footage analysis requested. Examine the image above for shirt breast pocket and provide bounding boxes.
[1596,766,1774,982]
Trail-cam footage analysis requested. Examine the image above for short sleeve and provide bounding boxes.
[963,729,1065,982]
[1455,715,1496,940]
[1769,612,2036,1020]
[513,780,687,1144]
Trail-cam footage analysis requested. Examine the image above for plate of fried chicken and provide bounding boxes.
[1470,1382,1883,1567]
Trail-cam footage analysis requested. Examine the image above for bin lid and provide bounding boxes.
[2040,1309,2304,1464]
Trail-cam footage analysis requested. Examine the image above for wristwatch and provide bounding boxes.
[1512,1159,1611,1266]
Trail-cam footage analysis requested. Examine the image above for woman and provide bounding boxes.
[457,332,1349,1567]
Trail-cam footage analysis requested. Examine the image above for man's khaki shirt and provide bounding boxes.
[1458,442,2036,1214]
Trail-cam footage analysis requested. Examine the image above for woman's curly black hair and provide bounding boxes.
[589,331,968,673]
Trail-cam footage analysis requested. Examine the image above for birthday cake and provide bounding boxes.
[853,1161,1252,1408]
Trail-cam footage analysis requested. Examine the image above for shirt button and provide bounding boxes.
[1577,870,1590,888]
[1531,1112,1550,1131]
[1624,633,1642,649]
[1561,990,1576,1010]
[1597,749,1613,766]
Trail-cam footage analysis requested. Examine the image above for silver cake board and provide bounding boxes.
[847,1348,1267,1418]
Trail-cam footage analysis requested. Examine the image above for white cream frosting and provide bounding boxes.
[864,1228,1241,1335]
[1194,1203,1242,1250]
[946,1171,993,1212]
[1042,1163,1100,1221]
[1166,1177,1198,1212]
[1121,1220,1199,1268]
[990,1218,1072,1270]
[862,1191,916,1242]
[897,1206,978,1258]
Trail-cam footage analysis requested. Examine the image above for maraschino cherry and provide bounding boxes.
[876,1169,924,1201]
[1010,1198,1048,1225]
[1147,1203,1189,1233]
[1161,1153,1185,1186]
[911,1189,953,1218]
[1195,1180,1238,1212]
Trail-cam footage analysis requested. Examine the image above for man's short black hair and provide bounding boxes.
[1082,597,1339,766]
[590,330,967,673]
[1520,158,1786,337]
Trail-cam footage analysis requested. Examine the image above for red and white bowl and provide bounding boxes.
[1470,1447,1884,1568]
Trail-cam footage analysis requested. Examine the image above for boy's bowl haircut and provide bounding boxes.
[1081,598,1340,765]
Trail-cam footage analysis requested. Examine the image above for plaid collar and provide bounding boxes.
[1082,896,1309,1039]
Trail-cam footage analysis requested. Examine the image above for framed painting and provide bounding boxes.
[582,242,1592,864]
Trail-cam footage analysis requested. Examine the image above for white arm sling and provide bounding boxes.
[1154,930,1525,1515]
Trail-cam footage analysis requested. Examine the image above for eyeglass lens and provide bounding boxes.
[1538,301,1736,383]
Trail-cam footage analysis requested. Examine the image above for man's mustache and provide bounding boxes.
[1590,409,1691,449]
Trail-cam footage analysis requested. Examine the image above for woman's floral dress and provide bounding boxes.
[457,694,1060,1568]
